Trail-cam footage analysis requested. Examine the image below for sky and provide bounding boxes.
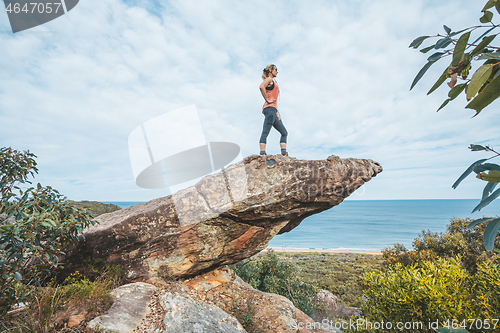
[1,0,499,202]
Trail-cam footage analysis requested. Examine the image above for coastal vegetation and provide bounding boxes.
[1,260,124,332]
[271,251,381,308]
[359,218,500,332]
[68,201,121,218]
[382,217,500,273]
[232,250,382,320]
[233,216,499,333]
[231,250,321,317]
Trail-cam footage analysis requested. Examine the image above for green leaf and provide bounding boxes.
[478,52,500,60]
[496,1,500,15]
[470,27,498,50]
[480,10,494,23]
[435,37,452,49]
[483,182,498,199]
[473,163,500,173]
[14,272,22,281]
[448,83,467,100]
[468,217,496,229]
[472,188,500,213]
[427,67,449,95]
[452,159,488,189]
[466,74,500,115]
[471,35,496,57]
[21,233,34,239]
[428,52,446,62]
[452,32,470,66]
[469,144,487,151]
[420,45,435,53]
[46,219,57,227]
[40,221,53,228]
[5,205,16,215]
[437,98,450,111]
[484,218,500,250]
[409,36,430,48]
[449,28,468,38]
[443,25,451,34]
[0,224,14,231]
[483,0,497,12]
[467,63,498,100]
[410,61,436,90]
[479,170,500,182]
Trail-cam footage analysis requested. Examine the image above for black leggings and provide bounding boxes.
[259,107,288,144]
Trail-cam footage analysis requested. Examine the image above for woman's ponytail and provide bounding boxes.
[262,64,276,80]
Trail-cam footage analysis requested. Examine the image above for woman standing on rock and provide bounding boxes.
[259,64,288,156]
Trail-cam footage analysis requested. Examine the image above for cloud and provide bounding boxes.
[0,0,498,201]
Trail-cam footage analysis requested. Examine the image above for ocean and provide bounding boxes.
[105,199,500,251]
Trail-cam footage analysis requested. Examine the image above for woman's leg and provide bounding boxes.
[273,117,288,153]
[259,108,276,153]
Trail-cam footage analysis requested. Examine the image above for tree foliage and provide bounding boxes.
[0,147,95,313]
[231,250,319,316]
[382,218,500,274]
[362,257,500,333]
[410,1,500,250]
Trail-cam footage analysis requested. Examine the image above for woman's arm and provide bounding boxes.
[259,77,275,103]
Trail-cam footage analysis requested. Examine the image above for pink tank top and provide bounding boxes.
[262,80,279,111]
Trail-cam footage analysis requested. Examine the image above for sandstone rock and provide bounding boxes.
[311,289,338,321]
[335,303,362,319]
[159,291,246,333]
[60,155,381,282]
[68,311,87,327]
[182,267,337,333]
[87,282,157,333]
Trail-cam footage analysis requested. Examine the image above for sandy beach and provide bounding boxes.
[267,248,382,255]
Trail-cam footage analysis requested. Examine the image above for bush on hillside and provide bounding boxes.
[231,250,319,316]
[362,256,500,333]
[382,218,500,274]
[69,200,121,217]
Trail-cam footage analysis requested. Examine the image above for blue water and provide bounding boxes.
[104,200,500,251]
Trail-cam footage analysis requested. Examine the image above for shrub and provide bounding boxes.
[7,285,63,333]
[362,256,500,333]
[0,147,95,313]
[362,257,474,332]
[231,250,319,316]
[1,259,124,332]
[472,261,500,319]
[382,218,500,274]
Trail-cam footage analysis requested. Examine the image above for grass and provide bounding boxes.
[0,261,124,333]
[271,251,383,308]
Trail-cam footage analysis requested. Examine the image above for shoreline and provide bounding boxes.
[267,248,383,255]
